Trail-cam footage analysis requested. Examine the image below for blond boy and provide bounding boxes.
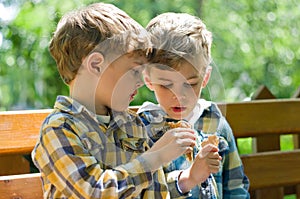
[138,13,250,198]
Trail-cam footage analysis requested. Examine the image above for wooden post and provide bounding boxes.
[292,86,300,149]
[292,86,300,199]
[251,85,276,100]
[251,85,284,199]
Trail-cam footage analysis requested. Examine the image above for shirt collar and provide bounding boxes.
[184,99,211,126]
[54,95,106,125]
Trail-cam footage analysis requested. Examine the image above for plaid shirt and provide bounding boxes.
[32,96,186,199]
[138,100,250,199]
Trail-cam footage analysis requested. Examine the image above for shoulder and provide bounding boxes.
[43,109,72,126]
[126,109,146,126]
[137,102,166,124]
[42,108,98,137]
[199,100,223,119]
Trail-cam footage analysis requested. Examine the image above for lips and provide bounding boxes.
[130,90,137,101]
[171,106,187,113]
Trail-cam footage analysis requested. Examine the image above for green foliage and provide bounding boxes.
[202,0,300,101]
[0,0,299,110]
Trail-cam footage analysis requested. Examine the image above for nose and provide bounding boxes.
[172,93,186,101]
[172,86,186,100]
[136,74,144,88]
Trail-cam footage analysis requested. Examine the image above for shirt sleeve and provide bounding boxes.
[139,110,190,198]
[164,170,191,198]
[32,121,153,198]
[217,117,250,199]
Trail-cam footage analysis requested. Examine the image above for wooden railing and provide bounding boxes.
[1,86,300,199]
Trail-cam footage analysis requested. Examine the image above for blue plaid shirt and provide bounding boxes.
[138,99,250,199]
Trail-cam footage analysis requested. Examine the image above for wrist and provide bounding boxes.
[177,169,194,193]
[178,167,207,193]
[176,171,190,195]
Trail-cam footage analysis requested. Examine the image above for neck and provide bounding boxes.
[69,75,108,116]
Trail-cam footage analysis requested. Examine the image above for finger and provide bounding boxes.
[173,130,197,140]
[201,144,219,152]
[185,146,194,154]
[207,158,220,166]
[207,151,221,159]
[209,165,220,173]
[176,138,196,148]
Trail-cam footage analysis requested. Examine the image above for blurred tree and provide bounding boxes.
[0,0,299,110]
[202,0,300,101]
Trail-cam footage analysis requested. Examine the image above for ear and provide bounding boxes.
[142,70,154,91]
[86,52,104,75]
[201,66,212,88]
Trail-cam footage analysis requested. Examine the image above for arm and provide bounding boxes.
[217,117,250,198]
[33,116,197,198]
[177,144,221,193]
[33,125,153,198]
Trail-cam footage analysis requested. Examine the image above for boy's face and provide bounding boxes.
[96,53,146,113]
[145,61,209,120]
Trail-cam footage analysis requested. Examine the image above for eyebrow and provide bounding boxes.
[187,75,201,80]
[157,77,171,81]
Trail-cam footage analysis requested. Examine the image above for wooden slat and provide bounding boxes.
[0,173,43,199]
[0,155,30,175]
[218,99,300,138]
[241,149,300,190]
[0,109,51,155]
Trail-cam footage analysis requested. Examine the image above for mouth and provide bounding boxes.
[130,90,137,101]
[171,106,187,113]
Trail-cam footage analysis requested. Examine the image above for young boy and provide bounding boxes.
[32,3,220,198]
[138,13,250,198]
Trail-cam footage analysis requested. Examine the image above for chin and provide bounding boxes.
[168,113,183,120]
[111,103,129,112]
[170,112,190,120]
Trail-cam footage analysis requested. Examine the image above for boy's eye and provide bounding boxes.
[184,82,193,88]
[184,82,199,88]
[159,84,172,89]
[131,69,140,77]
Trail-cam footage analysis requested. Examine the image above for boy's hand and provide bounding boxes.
[193,144,221,176]
[146,128,196,165]
[177,144,222,193]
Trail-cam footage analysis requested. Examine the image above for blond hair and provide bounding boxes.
[146,12,212,71]
[49,3,151,84]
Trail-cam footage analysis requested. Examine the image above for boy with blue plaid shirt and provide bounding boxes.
[138,13,250,198]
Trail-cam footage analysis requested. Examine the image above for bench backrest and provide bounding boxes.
[1,99,300,198]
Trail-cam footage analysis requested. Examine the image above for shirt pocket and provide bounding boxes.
[120,138,149,153]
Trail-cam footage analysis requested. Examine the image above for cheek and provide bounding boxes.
[153,87,172,103]
[193,87,201,98]
[154,87,172,98]
[187,84,201,97]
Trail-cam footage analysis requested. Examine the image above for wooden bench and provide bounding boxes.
[0,173,43,198]
[1,99,300,198]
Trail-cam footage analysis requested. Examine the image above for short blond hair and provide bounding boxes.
[146,12,212,71]
[50,3,151,84]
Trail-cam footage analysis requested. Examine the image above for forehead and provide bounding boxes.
[149,60,201,76]
[127,52,148,64]
[115,52,148,67]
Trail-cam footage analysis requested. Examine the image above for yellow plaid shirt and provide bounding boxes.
[32,96,186,199]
